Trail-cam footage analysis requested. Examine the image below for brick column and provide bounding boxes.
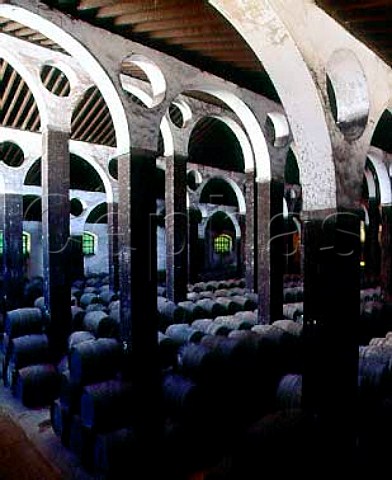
[107,201,119,293]
[0,191,24,311]
[256,179,284,323]
[118,148,160,466]
[365,199,381,280]
[302,208,359,466]
[165,155,188,303]
[42,128,71,358]
[188,206,201,285]
[244,172,255,291]
[381,206,392,301]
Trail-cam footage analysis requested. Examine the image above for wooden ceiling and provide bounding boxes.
[316,0,392,67]
[42,0,279,100]
[0,58,116,146]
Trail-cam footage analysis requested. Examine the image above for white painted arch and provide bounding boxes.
[186,86,270,181]
[0,4,129,155]
[367,153,392,205]
[69,148,114,205]
[199,175,246,215]
[200,208,242,240]
[159,116,174,157]
[208,0,336,211]
[209,115,254,176]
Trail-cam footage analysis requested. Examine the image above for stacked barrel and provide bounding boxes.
[1,307,60,407]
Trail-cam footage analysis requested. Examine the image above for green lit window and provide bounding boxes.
[83,232,96,255]
[0,231,30,255]
[22,232,30,256]
[214,234,232,254]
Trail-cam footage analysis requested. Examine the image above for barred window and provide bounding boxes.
[83,232,96,255]
[23,232,30,256]
[214,234,232,254]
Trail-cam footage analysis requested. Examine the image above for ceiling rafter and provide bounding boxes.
[131,16,221,33]
[95,0,190,18]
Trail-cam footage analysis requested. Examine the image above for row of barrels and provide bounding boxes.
[52,333,135,477]
[360,286,382,303]
[187,278,246,293]
[157,296,258,331]
[359,301,392,346]
[0,307,60,407]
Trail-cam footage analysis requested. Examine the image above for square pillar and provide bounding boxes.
[302,209,359,466]
[245,171,255,291]
[42,128,71,357]
[165,155,188,303]
[0,192,24,311]
[381,206,392,300]
[118,148,160,466]
[256,179,284,324]
[365,199,381,281]
[107,201,119,293]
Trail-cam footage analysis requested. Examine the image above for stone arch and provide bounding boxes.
[185,86,270,180]
[366,152,392,206]
[0,4,130,155]
[120,54,167,108]
[363,168,377,201]
[201,209,241,240]
[199,176,246,215]
[69,149,114,205]
[209,115,254,174]
[208,0,336,211]
[159,116,174,157]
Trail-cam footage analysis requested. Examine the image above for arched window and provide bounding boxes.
[83,232,96,255]
[0,231,30,255]
[214,234,232,254]
[22,232,31,256]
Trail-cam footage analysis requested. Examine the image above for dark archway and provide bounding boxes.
[189,117,245,172]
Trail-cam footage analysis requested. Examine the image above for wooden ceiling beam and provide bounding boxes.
[109,2,203,24]
[147,25,233,39]
[73,95,104,138]
[100,129,116,147]
[12,27,35,37]
[204,50,256,61]
[96,0,186,19]
[3,77,25,125]
[12,87,32,128]
[1,22,24,33]
[72,95,104,137]
[183,42,246,52]
[2,69,18,112]
[78,0,116,11]
[21,101,39,130]
[93,118,113,144]
[29,33,47,41]
[166,34,239,45]
[131,16,220,33]
[83,107,110,142]
[0,59,7,82]
[72,89,100,131]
